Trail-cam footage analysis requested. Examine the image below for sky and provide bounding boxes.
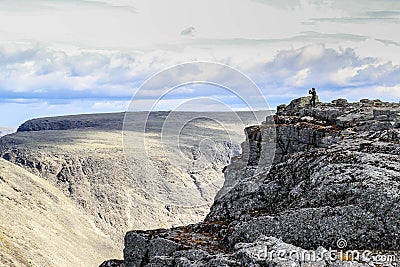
[1,0,400,126]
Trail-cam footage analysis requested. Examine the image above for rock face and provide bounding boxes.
[121,98,400,266]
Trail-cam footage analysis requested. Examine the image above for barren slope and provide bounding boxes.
[0,158,119,267]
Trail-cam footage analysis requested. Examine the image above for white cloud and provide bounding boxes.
[287,68,310,86]
[91,100,129,110]
[376,84,400,98]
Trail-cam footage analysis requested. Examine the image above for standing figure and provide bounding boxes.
[309,87,317,107]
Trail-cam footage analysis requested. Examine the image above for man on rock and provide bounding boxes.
[309,87,317,107]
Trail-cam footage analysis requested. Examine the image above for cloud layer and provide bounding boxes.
[0,0,400,126]
[1,42,399,106]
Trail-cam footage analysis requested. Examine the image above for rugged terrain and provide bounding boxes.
[0,111,265,265]
[0,158,118,267]
[120,98,400,266]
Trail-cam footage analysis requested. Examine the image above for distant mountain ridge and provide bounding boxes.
[17,112,126,132]
[16,111,269,133]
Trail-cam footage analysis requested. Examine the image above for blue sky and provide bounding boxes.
[1,0,400,126]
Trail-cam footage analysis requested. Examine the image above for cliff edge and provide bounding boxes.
[115,98,400,267]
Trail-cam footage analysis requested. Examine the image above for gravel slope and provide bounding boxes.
[0,158,119,267]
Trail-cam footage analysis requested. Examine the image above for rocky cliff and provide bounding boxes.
[120,98,400,267]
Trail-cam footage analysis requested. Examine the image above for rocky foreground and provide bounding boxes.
[115,98,400,267]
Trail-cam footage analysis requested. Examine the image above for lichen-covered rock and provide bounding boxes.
[285,96,320,111]
[148,238,182,258]
[123,233,149,266]
[332,98,348,106]
[123,233,182,267]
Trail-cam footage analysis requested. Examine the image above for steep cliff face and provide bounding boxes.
[121,98,400,266]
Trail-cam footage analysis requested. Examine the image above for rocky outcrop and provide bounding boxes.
[120,98,400,266]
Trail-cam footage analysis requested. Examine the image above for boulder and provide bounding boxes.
[286,96,320,111]
[332,98,348,106]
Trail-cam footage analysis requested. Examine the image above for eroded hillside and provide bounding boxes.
[0,111,265,254]
[0,158,119,267]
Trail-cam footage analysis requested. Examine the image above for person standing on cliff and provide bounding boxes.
[309,87,317,107]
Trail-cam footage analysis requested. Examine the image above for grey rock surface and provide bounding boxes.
[124,233,152,266]
[120,98,400,267]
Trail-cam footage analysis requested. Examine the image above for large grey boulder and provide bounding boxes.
[124,233,149,267]
[286,96,320,111]
[124,232,182,267]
